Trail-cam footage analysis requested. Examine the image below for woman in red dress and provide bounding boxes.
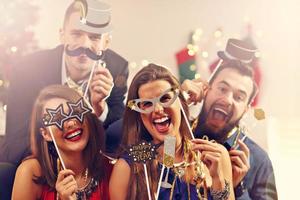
[12,85,111,200]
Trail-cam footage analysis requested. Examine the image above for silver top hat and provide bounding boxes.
[217,38,257,63]
[74,0,112,34]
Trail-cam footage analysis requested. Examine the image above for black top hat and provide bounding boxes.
[217,38,257,63]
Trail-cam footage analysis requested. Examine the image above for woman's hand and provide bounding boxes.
[192,139,232,190]
[55,169,77,200]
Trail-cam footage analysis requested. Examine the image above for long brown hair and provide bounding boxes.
[121,64,195,199]
[30,85,106,188]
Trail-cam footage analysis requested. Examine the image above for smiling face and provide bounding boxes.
[60,11,110,81]
[203,68,253,135]
[137,80,182,144]
[41,97,90,153]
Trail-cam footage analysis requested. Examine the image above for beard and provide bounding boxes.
[195,102,242,143]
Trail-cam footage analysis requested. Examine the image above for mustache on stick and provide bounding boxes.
[65,45,103,61]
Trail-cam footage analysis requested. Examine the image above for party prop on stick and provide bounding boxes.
[143,164,152,200]
[127,142,156,163]
[42,98,92,170]
[178,99,207,198]
[64,0,114,110]
[163,135,176,167]
[127,142,157,200]
[210,38,257,83]
[42,107,67,169]
[83,60,98,99]
[184,38,257,107]
[155,135,176,199]
[48,127,66,170]
[168,65,209,198]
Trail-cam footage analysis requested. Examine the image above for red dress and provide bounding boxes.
[41,180,110,200]
[40,157,113,200]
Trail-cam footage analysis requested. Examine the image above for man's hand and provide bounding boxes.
[55,169,77,200]
[181,78,209,105]
[90,65,114,117]
[229,139,250,187]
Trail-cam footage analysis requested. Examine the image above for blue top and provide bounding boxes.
[194,126,278,200]
[121,153,212,200]
[158,164,213,200]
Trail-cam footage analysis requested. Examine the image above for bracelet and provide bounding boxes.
[210,179,230,200]
[234,181,246,197]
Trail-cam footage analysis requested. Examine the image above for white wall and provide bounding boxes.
[32,1,300,199]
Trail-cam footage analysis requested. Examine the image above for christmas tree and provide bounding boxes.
[0,0,40,105]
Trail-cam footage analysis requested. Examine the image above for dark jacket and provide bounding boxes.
[0,45,128,164]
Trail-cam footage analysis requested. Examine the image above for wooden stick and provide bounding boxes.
[155,164,165,200]
[143,164,152,200]
[48,127,66,170]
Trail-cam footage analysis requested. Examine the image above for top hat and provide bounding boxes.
[217,38,257,63]
[74,0,112,34]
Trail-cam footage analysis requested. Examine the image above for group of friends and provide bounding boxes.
[0,0,278,200]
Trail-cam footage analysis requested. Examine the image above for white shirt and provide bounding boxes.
[61,53,108,122]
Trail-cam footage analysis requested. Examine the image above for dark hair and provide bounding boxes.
[121,64,194,199]
[209,59,258,104]
[30,85,106,188]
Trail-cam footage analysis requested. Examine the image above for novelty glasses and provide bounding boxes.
[127,87,179,114]
[42,97,92,130]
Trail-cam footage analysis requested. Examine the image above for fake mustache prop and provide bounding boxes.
[65,45,103,61]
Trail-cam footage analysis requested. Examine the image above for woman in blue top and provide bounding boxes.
[109,64,235,200]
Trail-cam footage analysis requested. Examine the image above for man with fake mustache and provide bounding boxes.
[0,1,128,199]
[182,39,278,199]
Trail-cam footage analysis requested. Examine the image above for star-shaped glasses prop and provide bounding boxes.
[68,97,92,123]
[42,98,92,130]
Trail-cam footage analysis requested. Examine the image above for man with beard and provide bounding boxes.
[182,59,278,199]
[0,1,128,199]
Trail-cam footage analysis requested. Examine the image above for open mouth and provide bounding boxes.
[207,105,233,129]
[64,128,83,142]
[153,116,171,133]
[212,107,229,121]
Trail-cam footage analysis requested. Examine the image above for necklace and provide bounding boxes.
[76,178,99,200]
[77,168,89,189]
[55,166,98,200]
[75,168,99,200]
